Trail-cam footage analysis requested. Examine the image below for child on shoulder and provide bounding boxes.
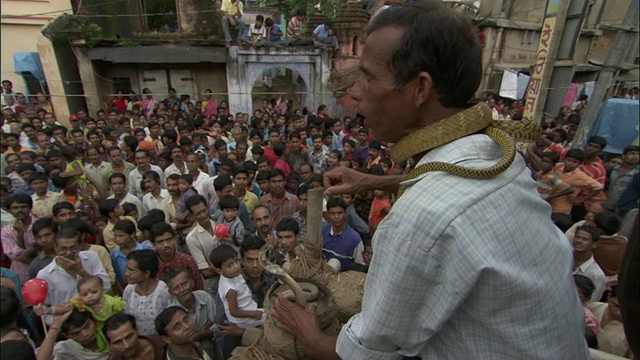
[211,245,265,329]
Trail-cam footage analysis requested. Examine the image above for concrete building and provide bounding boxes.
[477,0,639,118]
[1,0,73,116]
[37,0,339,120]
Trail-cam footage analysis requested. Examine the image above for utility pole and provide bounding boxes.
[572,0,640,149]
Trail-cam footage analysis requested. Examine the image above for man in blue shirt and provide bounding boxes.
[312,20,339,51]
[265,17,284,47]
[322,197,364,271]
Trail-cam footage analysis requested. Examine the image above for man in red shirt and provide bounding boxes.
[151,222,204,291]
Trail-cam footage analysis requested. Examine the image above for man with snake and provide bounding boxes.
[271,1,589,359]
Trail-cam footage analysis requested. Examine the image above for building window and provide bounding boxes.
[141,0,179,33]
[112,77,132,93]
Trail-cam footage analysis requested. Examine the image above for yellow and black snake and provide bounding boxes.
[392,103,541,198]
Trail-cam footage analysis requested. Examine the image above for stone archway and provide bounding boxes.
[250,67,309,112]
[225,47,334,115]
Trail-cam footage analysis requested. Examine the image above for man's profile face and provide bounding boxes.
[349,27,414,143]
[106,321,139,357]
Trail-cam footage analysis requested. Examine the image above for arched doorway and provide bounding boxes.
[225,47,334,116]
[250,67,309,114]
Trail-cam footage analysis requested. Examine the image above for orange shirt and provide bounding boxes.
[552,164,603,205]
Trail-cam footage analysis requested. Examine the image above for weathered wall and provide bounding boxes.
[1,0,71,94]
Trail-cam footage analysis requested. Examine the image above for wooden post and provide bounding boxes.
[303,188,325,261]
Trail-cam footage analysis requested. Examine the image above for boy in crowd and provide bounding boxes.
[216,194,245,251]
[572,225,606,303]
[276,218,300,263]
[29,172,61,220]
[553,149,603,221]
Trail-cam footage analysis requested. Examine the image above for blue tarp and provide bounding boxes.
[589,98,640,154]
[13,52,46,83]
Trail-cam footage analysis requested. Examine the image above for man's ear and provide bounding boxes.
[161,334,172,345]
[213,266,222,276]
[415,71,435,107]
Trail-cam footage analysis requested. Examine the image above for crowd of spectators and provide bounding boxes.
[0,78,637,358]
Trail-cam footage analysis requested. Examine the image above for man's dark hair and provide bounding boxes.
[33,217,58,235]
[62,309,92,333]
[113,219,136,235]
[167,173,181,183]
[587,136,607,150]
[295,8,307,16]
[274,142,287,157]
[594,212,621,236]
[576,225,600,243]
[565,149,585,162]
[268,169,285,181]
[142,170,161,185]
[252,145,264,156]
[365,1,481,107]
[326,197,347,211]
[16,164,36,175]
[573,274,595,299]
[623,145,640,154]
[27,172,48,184]
[155,306,186,336]
[243,161,258,172]
[276,217,299,235]
[52,201,74,216]
[163,129,178,143]
[103,313,137,341]
[123,135,138,151]
[21,150,37,161]
[256,157,269,166]
[233,166,249,178]
[6,194,33,209]
[265,17,274,27]
[109,172,127,185]
[50,172,72,189]
[540,152,560,165]
[209,244,238,268]
[240,235,266,258]
[185,194,207,213]
[256,171,270,183]
[0,287,21,327]
[165,267,190,284]
[55,228,81,243]
[552,128,567,141]
[149,222,175,242]
[127,249,159,278]
[60,218,96,236]
[219,194,240,211]
[214,175,233,192]
[99,198,119,217]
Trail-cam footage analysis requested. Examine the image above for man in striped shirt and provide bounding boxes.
[286,9,313,46]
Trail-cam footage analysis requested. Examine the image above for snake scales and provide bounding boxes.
[392,103,541,198]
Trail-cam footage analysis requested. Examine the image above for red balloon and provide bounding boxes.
[22,278,49,305]
[215,223,230,238]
